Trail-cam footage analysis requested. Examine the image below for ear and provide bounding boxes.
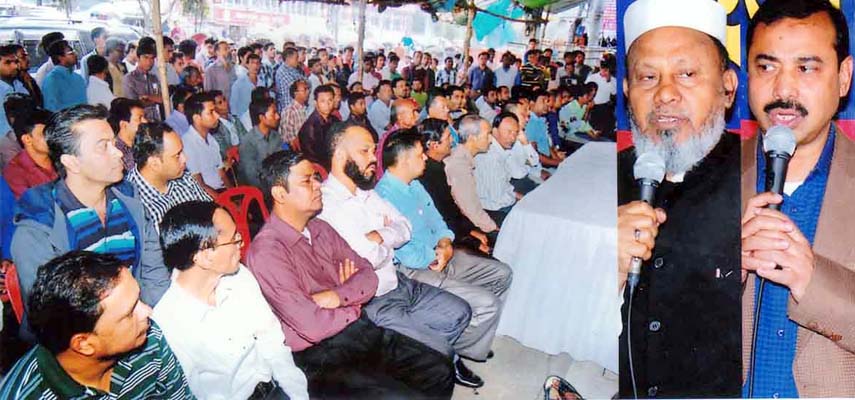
[193,247,212,269]
[68,332,97,357]
[119,120,129,131]
[721,68,738,108]
[622,77,629,98]
[838,55,853,98]
[60,153,81,175]
[20,133,34,147]
[271,185,288,204]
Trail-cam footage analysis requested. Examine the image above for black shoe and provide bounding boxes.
[454,359,484,388]
[487,350,494,359]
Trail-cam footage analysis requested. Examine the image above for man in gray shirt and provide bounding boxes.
[238,97,282,187]
[123,37,162,121]
[204,40,237,101]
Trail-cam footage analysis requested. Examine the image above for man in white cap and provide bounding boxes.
[616,0,741,397]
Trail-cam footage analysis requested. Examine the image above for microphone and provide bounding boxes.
[627,152,666,293]
[763,126,797,211]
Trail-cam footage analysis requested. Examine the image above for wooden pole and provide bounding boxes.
[151,0,172,117]
[355,0,366,79]
[461,0,475,79]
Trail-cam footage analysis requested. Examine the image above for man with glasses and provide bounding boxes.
[41,40,86,112]
[153,201,309,399]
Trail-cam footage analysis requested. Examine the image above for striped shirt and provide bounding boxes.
[473,138,528,210]
[56,182,137,266]
[0,322,194,400]
[126,168,211,230]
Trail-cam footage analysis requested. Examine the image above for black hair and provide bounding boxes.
[492,111,519,129]
[307,57,320,68]
[283,47,298,60]
[246,53,261,63]
[250,86,270,103]
[108,98,145,134]
[347,91,366,107]
[137,37,157,57]
[184,92,215,126]
[237,46,252,61]
[327,120,367,161]
[748,0,849,64]
[375,80,392,96]
[259,150,305,207]
[382,130,423,170]
[133,122,176,169]
[391,77,405,89]
[418,118,449,147]
[0,45,17,58]
[204,37,217,46]
[47,40,70,64]
[249,97,276,126]
[178,39,197,58]
[314,84,334,101]
[4,93,35,130]
[46,104,109,178]
[40,32,64,52]
[159,201,224,271]
[28,251,125,355]
[162,36,174,47]
[90,27,107,42]
[13,108,53,147]
[446,85,463,96]
[250,43,264,52]
[289,79,308,99]
[87,54,108,76]
[105,38,126,56]
[171,86,192,111]
[181,65,201,84]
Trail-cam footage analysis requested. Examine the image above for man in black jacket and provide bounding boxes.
[617,0,742,397]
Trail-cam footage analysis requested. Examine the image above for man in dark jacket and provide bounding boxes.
[617,0,741,397]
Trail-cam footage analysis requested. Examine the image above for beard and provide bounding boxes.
[630,107,726,177]
[344,158,376,190]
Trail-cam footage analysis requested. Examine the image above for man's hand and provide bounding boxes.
[338,258,358,284]
[618,201,666,289]
[311,290,341,309]
[469,230,491,253]
[541,169,552,181]
[365,231,384,244]
[431,238,454,272]
[742,192,815,302]
[517,129,530,146]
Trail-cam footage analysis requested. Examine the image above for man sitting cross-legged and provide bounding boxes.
[318,121,484,388]
[246,150,454,399]
[375,131,513,365]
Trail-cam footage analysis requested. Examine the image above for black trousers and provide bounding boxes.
[292,316,454,400]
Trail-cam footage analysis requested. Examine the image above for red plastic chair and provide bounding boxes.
[4,261,24,323]
[225,146,240,185]
[215,186,269,260]
[311,162,328,181]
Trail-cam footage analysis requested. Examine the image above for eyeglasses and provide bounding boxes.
[212,231,243,249]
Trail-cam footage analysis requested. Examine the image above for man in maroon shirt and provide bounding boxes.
[3,108,56,198]
[247,150,454,399]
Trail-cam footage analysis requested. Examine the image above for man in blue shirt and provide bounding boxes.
[41,40,86,112]
[525,90,565,168]
[741,0,855,397]
[375,131,512,364]
[468,52,493,95]
[0,45,29,139]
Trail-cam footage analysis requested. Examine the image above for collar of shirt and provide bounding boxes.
[34,345,103,398]
[323,174,371,203]
[90,75,109,88]
[451,144,475,167]
[378,172,412,195]
[168,269,237,320]
[268,214,328,247]
[186,126,213,146]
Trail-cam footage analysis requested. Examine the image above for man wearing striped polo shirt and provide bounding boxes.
[0,251,193,399]
[11,105,172,341]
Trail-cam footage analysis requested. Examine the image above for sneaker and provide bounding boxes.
[454,358,484,388]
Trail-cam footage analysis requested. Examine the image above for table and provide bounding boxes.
[494,142,620,373]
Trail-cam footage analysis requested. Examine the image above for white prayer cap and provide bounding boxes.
[623,0,727,50]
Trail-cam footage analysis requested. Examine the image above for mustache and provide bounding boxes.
[763,100,808,116]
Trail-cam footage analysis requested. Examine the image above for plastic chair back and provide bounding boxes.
[5,262,24,324]
[214,186,269,260]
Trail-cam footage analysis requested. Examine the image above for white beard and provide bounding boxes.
[630,108,726,177]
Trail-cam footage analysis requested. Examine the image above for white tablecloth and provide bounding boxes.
[494,142,620,373]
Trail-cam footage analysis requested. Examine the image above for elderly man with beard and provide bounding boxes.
[317,121,485,388]
[740,0,855,397]
[616,0,741,397]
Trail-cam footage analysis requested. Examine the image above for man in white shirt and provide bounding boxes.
[318,123,484,388]
[85,55,115,110]
[154,201,309,400]
[348,56,379,93]
[475,87,499,123]
[183,92,232,198]
[368,80,393,134]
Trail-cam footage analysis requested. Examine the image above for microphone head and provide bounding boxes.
[763,125,797,156]
[634,151,666,183]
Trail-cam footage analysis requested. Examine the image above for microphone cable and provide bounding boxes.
[627,281,638,399]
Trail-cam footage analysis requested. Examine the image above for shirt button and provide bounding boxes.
[647,386,659,397]
[777,329,784,337]
[649,320,661,332]
[653,258,664,269]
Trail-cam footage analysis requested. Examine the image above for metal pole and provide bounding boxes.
[151,0,172,116]
[461,0,475,79]
[356,0,366,78]
[540,6,550,46]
